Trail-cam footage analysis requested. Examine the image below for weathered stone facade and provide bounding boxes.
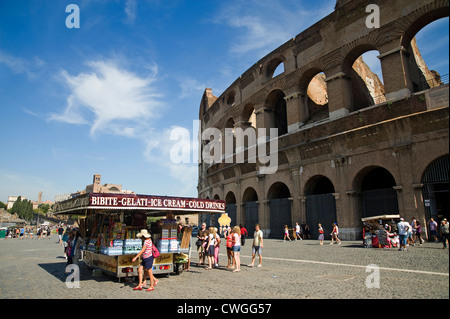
[198,0,449,239]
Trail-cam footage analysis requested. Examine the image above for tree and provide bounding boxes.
[25,200,34,221]
[39,203,50,214]
[10,197,34,222]
[10,196,22,217]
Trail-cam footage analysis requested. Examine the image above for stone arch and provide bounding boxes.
[400,1,450,49]
[242,103,257,129]
[267,182,291,238]
[398,0,449,92]
[242,187,259,235]
[242,187,258,203]
[353,166,399,218]
[225,191,236,204]
[267,181,291,200]
[304,175,335,196]
[225,90,236,106]
[263,54,287,80]
[421,154,449,224]
[304,175,337,240]
[225,117,235,129]
[298,67,329,123]
[341,44,386,110]
[265,89,288,136]
[225,191,237,227]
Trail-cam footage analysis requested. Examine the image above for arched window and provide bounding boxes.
[405,17,449,92]
[266,89,287,136]
[264,56,286,80]
[306,71,329,122]
[343,46,386,111]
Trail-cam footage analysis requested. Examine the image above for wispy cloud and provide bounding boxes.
[0,50,46,79]
[124,0,137,23]
[48,57,198,195]
[143,127,198,196]
[213,0,335,57]
[49,59,163,138]
[178,77,208,99]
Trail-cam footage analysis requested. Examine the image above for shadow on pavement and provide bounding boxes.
[38,261,111,283]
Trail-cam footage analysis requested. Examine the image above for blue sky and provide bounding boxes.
[0,0,448,204]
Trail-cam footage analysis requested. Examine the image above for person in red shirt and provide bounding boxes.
[239,224,248,246]
[225,227,235,269]
[318,223,324,246]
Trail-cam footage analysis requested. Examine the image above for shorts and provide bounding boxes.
[399,234,407,246]
[197,244,205,253]
[141,256,154,270]
[231,246,241,252]
[252,246,262,255]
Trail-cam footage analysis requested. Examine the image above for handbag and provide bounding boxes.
[152,245,160,258]
[195,239,202,246]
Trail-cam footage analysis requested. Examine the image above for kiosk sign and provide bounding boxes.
[89,193,226,213]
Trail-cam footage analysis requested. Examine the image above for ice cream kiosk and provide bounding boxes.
[53,193,225,280]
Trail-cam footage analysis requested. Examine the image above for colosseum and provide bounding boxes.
[197,0,449,240]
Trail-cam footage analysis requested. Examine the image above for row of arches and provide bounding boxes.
[205,13,448,137]
[204,155,449,239]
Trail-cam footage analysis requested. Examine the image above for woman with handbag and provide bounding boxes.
[132,229,158,292]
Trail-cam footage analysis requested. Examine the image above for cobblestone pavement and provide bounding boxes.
[0,236,448,300]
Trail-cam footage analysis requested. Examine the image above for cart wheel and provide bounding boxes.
[175,263,184,275]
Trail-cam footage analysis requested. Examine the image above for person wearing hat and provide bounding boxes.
[132,229,158,292]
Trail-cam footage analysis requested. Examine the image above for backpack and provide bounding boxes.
[152,245,160,258]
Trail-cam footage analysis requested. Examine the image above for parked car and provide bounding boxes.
[191,226,199,237]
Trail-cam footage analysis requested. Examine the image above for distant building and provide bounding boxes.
[55,174,136,202]
[7,196,26,210]
[7,195,54,211]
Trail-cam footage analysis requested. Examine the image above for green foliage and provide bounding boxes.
[10,196,34,221]
[39,203,50,214]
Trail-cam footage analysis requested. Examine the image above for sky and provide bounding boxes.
[0,0,448,204]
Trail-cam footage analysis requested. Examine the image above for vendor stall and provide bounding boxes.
[361,214,400,248]
[53,193,225,280]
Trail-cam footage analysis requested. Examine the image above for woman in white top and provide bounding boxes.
[231,226,241,272]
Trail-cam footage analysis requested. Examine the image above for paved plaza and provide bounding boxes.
[0,236,448,300]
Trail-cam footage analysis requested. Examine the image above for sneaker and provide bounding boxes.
[257,264,262,268]
[248,264,254,267]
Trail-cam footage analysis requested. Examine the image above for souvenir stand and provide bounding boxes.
[361,214,400,248]
[53,193,225,280]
